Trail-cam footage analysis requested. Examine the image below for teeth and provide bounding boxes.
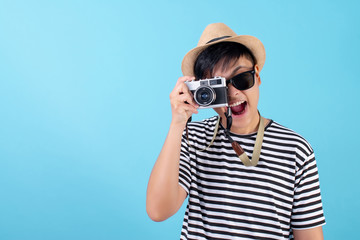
[229,100,245,107]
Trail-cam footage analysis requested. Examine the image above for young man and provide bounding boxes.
[147,23,325,240]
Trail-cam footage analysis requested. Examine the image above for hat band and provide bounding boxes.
[206,35,231,44]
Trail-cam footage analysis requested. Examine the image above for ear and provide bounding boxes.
[255,65,261,86]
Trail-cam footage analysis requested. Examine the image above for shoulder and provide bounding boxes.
[266,120,314,165]
[186,116,219,133]
[185,116,220,148]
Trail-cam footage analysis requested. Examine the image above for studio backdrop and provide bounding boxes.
[0,0,359,239]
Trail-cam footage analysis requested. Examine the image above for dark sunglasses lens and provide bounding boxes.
[232,72,254,90]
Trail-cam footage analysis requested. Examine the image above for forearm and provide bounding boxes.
[293,226,324,240]
[146,121,186,221]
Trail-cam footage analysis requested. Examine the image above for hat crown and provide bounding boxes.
[181,23,266,76]
[198,23,237,46]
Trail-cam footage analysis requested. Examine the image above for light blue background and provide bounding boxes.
[0,0,359,239]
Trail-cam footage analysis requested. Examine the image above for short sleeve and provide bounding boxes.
[291,151,326,229]
[178,129,191,195]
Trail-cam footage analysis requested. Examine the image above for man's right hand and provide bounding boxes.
[169,76,199,126]
[146,76,199,222]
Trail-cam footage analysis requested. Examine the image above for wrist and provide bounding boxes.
[170,119,187,130]
[170,115,190,128]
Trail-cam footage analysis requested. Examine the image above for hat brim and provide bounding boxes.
[181,35,265,77]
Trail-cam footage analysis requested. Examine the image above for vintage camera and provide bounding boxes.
[185,77,228,109]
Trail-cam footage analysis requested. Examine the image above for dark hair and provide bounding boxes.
[194,42,255,79]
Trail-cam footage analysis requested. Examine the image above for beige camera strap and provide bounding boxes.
[186,113,265,167]
[228,115,265,167]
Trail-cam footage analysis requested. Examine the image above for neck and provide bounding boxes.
[221,112,264,135]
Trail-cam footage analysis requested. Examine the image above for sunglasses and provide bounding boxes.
[226,69,255,91]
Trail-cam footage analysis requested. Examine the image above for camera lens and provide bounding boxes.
[194,86,216,106]
[201,92,209,100]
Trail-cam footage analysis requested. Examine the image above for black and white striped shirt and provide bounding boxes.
[179,116,325,240]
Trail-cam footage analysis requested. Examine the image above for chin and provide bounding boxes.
[232,105,259,130]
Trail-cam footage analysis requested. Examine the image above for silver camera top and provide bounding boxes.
[185,76,226,88]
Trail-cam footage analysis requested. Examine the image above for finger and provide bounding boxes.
[178,92,199,108]
[170,88,197,106]
[178,102,199,114]
[171,98,197,114]
[172,81,192,97]
[175,76,195,88]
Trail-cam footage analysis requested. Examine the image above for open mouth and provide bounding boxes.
[229,100,247,115]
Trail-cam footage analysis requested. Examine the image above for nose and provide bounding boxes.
[227,83,244,98]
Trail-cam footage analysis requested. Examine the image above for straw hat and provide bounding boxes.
[181,23,266,76]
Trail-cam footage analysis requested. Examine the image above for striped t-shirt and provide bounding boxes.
[179,116,325,240]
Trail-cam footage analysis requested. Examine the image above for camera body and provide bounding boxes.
[185,77,228,109]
